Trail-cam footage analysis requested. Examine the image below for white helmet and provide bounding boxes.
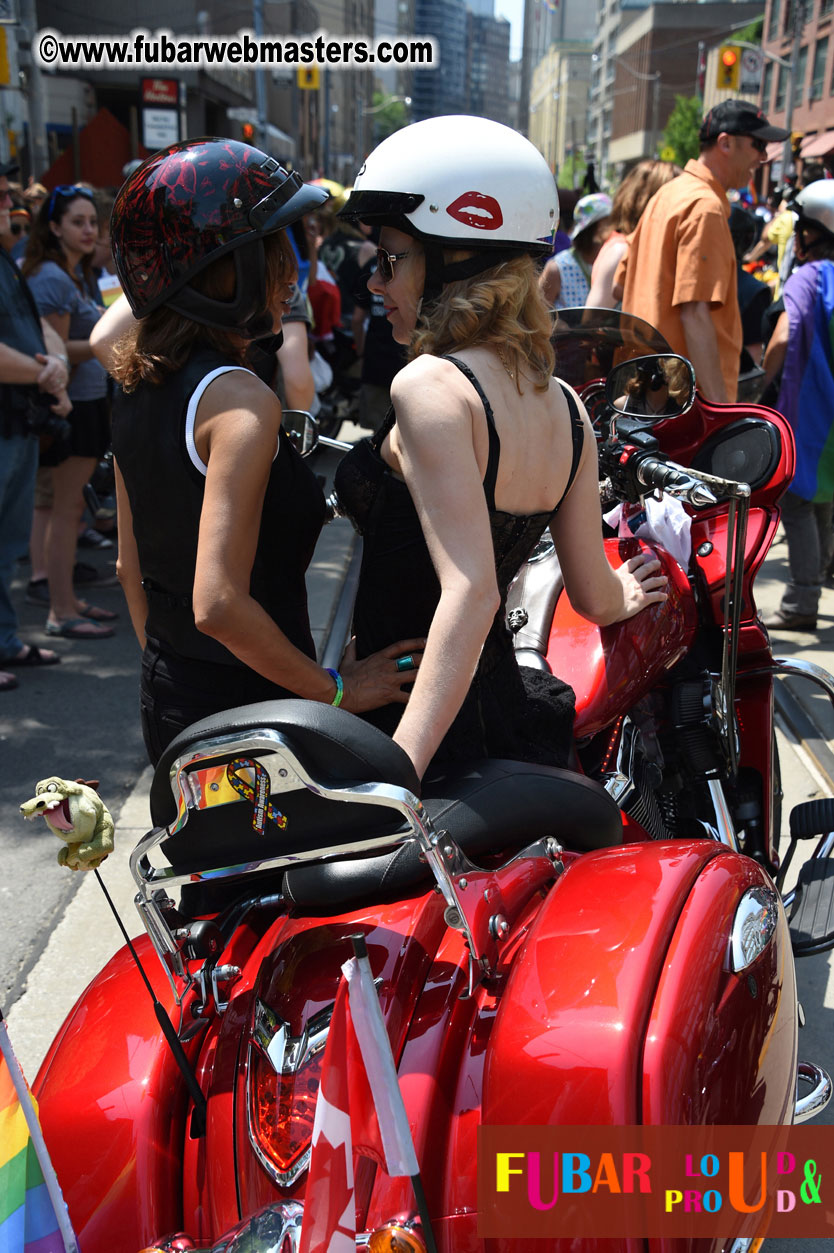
[340,115,558,299]
[795,180,834,238]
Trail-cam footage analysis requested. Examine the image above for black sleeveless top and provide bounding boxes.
[112,347,327,668]
[334,356,585,771]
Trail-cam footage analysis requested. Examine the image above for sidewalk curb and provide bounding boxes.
[776,679,834,795]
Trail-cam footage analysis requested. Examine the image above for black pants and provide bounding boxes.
[140,637,296,765]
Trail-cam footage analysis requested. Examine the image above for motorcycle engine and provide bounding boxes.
[601,711,669,840]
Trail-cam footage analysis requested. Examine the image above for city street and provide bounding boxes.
[1,505,834,1253]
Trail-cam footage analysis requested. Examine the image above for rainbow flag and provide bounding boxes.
[0,1015,77,1253]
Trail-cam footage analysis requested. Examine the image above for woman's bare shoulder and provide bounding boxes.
[390,353,471,403]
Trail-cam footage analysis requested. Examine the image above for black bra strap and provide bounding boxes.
[370,404,397,453]
[555,381,585,512]
[442,355,501,509]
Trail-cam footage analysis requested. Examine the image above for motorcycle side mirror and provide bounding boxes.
[282,409,319,457]
[605,354,696,426]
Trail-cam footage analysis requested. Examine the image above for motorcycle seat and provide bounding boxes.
[147,701,621,913]
[283,757,623,911]
[150,699,421,875]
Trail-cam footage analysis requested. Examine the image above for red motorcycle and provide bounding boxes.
[32,312,834,1253]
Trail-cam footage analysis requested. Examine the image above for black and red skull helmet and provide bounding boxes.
[110,137,328,337]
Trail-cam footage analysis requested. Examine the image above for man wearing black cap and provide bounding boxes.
[0,157,71,689]
[617,100,788,403]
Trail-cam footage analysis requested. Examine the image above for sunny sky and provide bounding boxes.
[496,0,525,61]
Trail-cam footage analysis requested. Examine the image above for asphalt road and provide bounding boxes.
[0,543,145,1011]
[0,437,355,1014]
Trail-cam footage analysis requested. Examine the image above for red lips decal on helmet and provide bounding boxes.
[445,191,504,231]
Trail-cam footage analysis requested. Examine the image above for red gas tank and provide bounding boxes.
[546,537,697,739]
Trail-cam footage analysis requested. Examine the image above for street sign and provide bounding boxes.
[142,107,179,150]
[297,67,320,90]
[740,48,763,95]
[142,78,178,106]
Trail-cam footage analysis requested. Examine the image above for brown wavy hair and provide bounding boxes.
[109,231,296,391]
[410,252,555,393]
[22,189,99,297]
[610,160,682,234]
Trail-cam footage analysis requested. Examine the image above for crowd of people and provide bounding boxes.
[1,97,831,779]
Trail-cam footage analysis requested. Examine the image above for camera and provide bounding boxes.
[25,390,71,444]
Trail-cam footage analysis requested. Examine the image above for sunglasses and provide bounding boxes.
[748,136,768,155]
[47,184,95,218]
[9,223,27,236]
[376,246,410,283]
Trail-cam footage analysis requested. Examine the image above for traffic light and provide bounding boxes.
[792,131,803,161]
[297,67,320,90]
[717,45,740,91]
[242,122,255,142]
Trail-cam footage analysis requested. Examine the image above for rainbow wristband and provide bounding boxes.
[326,668,344,708]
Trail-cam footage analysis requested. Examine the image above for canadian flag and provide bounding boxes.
[298,948,419,1253]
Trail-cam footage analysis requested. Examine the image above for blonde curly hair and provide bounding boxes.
[409,252,555,394]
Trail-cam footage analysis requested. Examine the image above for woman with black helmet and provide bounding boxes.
[96,138,423,763]
[335,116,667,780]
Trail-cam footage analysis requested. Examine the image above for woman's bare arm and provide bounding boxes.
[191,371,421,713]
[114,459,148,649]
[90,294,137,372]
[586,239,627,309]
[549,396,667,623]
[382,357,502,778]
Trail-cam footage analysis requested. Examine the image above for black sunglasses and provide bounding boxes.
[376,246,410,283]
[47,184,95,218]
[9,223,26,236]
[748,136,768,155]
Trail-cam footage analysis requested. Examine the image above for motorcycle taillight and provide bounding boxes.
[247,998,334,1186]
[248,1046,322,1184]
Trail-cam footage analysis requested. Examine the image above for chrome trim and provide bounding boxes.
[225,1200,304,1251]
[131,728,519,1021]
[708,779,739,851]
[795,1060,833,1123]
[603,717,639,808]
[724,1240,756,1253]
[729,887,779,972]
[210,964,241,1014]
[771,655,834,707]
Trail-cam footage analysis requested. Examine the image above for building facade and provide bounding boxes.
[18,0,374,183]
[519,0,597,134]
[761,0,834,175]
[589,0,763,180]
[528,42,593,179]
[468,13,512,123]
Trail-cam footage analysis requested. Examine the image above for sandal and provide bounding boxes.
[45,617,115,640]
[0,671,18,691]
[79,602,120,622]
[4,644,61,667]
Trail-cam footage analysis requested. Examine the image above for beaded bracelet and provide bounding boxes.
[326,668,344,708]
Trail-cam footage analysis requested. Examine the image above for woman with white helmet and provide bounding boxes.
[762,179,834,632]
[337,115,667,779]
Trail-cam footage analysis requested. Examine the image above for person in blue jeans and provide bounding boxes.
[0,158,71,690]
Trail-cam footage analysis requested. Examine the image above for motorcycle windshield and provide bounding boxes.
[552,308,676,392]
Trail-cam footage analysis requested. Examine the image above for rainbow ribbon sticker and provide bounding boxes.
[226,757,288,835]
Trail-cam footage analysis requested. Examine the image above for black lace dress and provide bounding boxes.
[334,356,584,773]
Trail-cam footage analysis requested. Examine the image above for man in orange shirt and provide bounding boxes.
[617,100,788,402]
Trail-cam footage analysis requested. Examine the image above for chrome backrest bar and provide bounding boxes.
[129,727,506,1005]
